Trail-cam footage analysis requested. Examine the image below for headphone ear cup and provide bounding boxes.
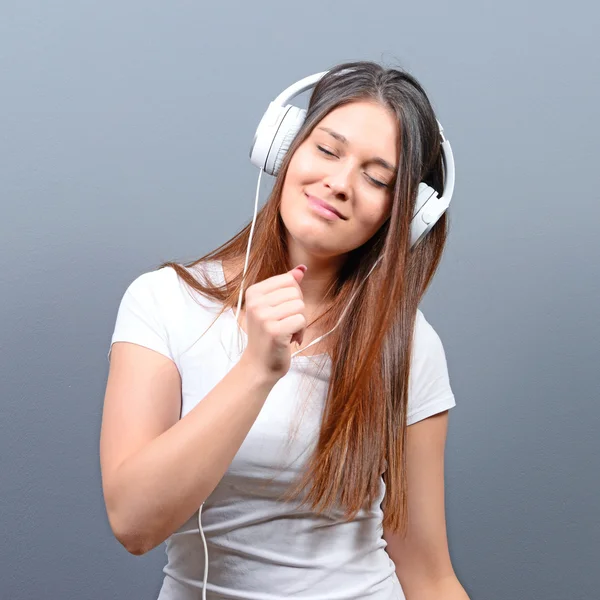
[410,182,446,248]
[250,103,285,172]
[268,106,306,176]
[414,182,438,215]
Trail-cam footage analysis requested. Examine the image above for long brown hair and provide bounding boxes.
[161,61,449,534]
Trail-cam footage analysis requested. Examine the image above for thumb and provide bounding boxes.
[290,264,307,284]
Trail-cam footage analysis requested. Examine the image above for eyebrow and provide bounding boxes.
[317,127,397,173]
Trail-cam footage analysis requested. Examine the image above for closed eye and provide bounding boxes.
[317,145,337,157]
[366,174,389,189]
[317,144,390,189]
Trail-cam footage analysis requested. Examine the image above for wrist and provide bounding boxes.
[237,353,280,389]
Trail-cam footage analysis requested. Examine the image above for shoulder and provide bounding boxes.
[117,266,185,321]
[109,266,182,364]
[144,264,180,283]
[407,309,456,426]
[114,261,224,339]
[126,264,182,295]
[109,262,222,365]
[124,261,219,307]
[412,309,446,360]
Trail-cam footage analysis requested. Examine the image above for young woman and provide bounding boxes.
[100,61,469,599]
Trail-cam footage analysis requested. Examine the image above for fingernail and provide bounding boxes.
[297,264,307,273]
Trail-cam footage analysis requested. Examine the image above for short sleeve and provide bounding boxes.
[107,268,175,364]
[406,310,456,426]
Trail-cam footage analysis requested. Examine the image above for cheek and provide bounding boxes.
[346,199,391,244]
[358,195,392,228]
[280,151,317,212]
[285,146,321,184]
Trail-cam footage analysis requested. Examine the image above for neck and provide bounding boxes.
[286,251,346,309]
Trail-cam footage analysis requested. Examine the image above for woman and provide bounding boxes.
[100,61,469,599]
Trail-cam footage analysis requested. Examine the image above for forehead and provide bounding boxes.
[315,100,398,164]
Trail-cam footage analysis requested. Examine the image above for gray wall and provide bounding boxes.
[1,1,598,599]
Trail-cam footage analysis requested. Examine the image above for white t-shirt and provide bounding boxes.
[108,260,456,600]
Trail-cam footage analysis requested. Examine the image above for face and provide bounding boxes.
[279,100,398,263]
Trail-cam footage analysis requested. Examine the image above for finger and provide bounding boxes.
[264,286,302,307]
[278,313,307,339]
[251,266,306,296]
[266,299,305,322]
[290,265,307,284]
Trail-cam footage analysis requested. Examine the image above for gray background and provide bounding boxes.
[1,1,598,599]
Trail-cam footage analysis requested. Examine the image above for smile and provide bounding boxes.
[306,194,345,221]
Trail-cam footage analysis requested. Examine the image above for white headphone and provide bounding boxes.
[249,70,456,248]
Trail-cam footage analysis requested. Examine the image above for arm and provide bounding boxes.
[100,342,276,556]
[383,411,470,600]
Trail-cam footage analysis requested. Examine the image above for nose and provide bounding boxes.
[323,161,353,199]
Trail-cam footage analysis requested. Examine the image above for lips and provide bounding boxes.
[305,194,347,220]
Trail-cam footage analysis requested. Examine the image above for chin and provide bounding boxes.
[285,225,333,256]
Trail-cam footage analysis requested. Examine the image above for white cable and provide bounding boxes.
[231,169,263,353]
[290,255,381,357]
[198,503,208,600]
[201,171,264,599]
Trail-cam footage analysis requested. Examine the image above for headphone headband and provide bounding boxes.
[273,71,328,107]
